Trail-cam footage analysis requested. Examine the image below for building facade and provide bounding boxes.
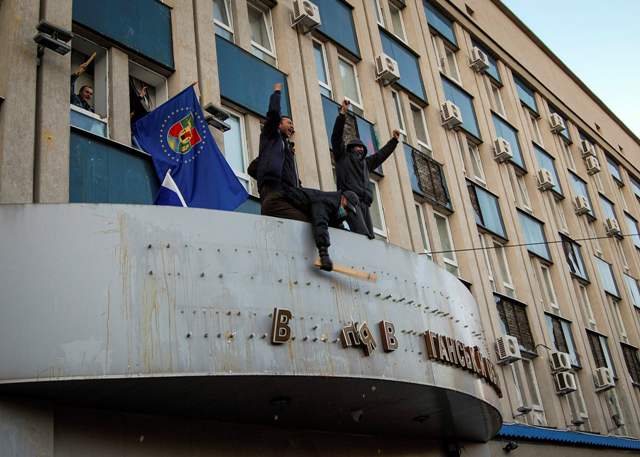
[1,0,640,455]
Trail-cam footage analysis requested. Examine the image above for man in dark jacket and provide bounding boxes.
[255,83,308,222]
[70,53,96,112]
[287,188,362,271]
[331,99,400,239]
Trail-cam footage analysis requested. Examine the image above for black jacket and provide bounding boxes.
[70,74,94,113]
[331,113,398,205]
[256,90,299,193]
[287,188,346,248]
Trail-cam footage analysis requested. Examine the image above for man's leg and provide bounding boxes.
[361,205,375,240]
[261,192,310,222]
[346,204,373,239]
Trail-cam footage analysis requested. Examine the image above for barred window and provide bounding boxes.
[495,294,535,353]
[411,148,451,209]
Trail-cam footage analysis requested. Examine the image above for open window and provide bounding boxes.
[213,0,234,41]
[337,56,364,115]
[369,180,387,238]
[70,36,108,137]
[248,0,276,66]
[129,61,168,126]
[222,109,251,191]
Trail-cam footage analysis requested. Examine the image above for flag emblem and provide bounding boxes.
[167,112,202,154]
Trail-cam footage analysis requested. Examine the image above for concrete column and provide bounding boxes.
[0,0,39,203]
[0,399,54,457]
[33,0,73,203]
[108,48,132,144]
[167,0,199,96]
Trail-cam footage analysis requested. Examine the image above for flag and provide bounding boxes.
[132,86,248,210]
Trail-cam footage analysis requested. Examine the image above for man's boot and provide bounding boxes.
[318,247,333,271]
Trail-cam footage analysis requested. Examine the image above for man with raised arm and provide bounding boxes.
[254,83,308,221]
[331,99,401,239]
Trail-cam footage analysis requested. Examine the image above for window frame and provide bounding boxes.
[213,0,234,40]
[409,102,431,151]
[222,108,251,191]
[312,39,332,98]
[374,0,385,27]
[247,1,277,65]
[494,240,515,296]
[587,330,616,378]
[434,211,458,275]
[415,202,432,257]
[388,1,407,42]
[337,56,364,110]
[544,313,581,368]
[431,34,460,84]
[391,89,406,138]
[369,179,387,238]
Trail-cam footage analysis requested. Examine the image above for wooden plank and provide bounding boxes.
[313,259,378,282]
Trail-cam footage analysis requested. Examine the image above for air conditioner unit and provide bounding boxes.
[554,372,577,395]
[375,53,400,86]
[469,46,490,72]
[496,335,522,364]
[585,156,600,175]
[291,0,321,33]
[574,195,590,215]
[550,113,566,134]
[605,217,621,236]
[440,100,463,130]
[550,351,572,372]
[580,139,596,158]
[537,168,554,191]
[594,367,615,391]
[494,137,513,163]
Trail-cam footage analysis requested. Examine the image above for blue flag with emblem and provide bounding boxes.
[132,86,248,210]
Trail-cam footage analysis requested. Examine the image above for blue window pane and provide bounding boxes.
[216,37,290,118]
[70,130,158,204]
[471,184,506,238]
[534,145,563,195]
[70,109,107,137]
[442,78,480,139]
[518,211,551,261]
[513,75,537,113]
[569,172,594,216]
[595,256,620,297]
[606,156,623,183]
[380,30,427,102]
[492,114,524,168]
[472,40,500,82]
[314,0,360,58]
[600,195,616,221]
[549,105,571,142]
[73,0,174,69]
[424,1,457,46]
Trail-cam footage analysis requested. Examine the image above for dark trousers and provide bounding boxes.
[346,203,374,239]
[260,189,310,222]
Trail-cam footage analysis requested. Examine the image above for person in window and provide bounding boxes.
[70,52,95,112]
[130,77,153,123]
[332,99,400,239]
[253,83,308,222]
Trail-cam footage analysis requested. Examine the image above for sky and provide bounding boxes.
[501,0,640,138]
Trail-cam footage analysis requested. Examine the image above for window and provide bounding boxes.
[621,344,640,385]
[492,114,524,168]
[458,135,484,183]
[548,105,571,143]
[213,0,233,40]
[599,194,617,221]
[432,35,460,83]
[623,274,640,309]
[521,359,544,412]
[494,242,515,296]
[595,256,620,297]
[508,167,532,211]
[558,138,576,171]
[539,264,559,311]
[424,0,457,46]
[630,175,640,200]
[577,284,597,329]
[391,90,406,138]
[606,156,623,185]
[495,294,535,352]
[415,202,432,257]
[369,180,387,237]
[566,382,589,428]
[248,1,276,66]
[410,103,431,150]
[313,40,332,98]
[545,314,580,367]
[534,145,563,195]
[389,3,406,42]
[468,182,507,238]
[373,0,385,26]
[609,296,627,342]
[434,212,458,275]
[549,195,568,234]
[625,213,640,249]
[69,36,108,137]
[484,77,505,116]
[443,78,480,139]
[587,330,616,376]
[380,30,427,102]
[338,57,363,110]
[569,172,594,217]
[526,110,543,145]
[518,211,551,261]
[223,111,250,190]
[513,74,537,113]
[561,235,588,280]
[480,235,496,292]
[405,146,451,208]
[129,61,168,128]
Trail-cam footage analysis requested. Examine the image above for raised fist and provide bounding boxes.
[340,99,350,114]
[392,129,401,140]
